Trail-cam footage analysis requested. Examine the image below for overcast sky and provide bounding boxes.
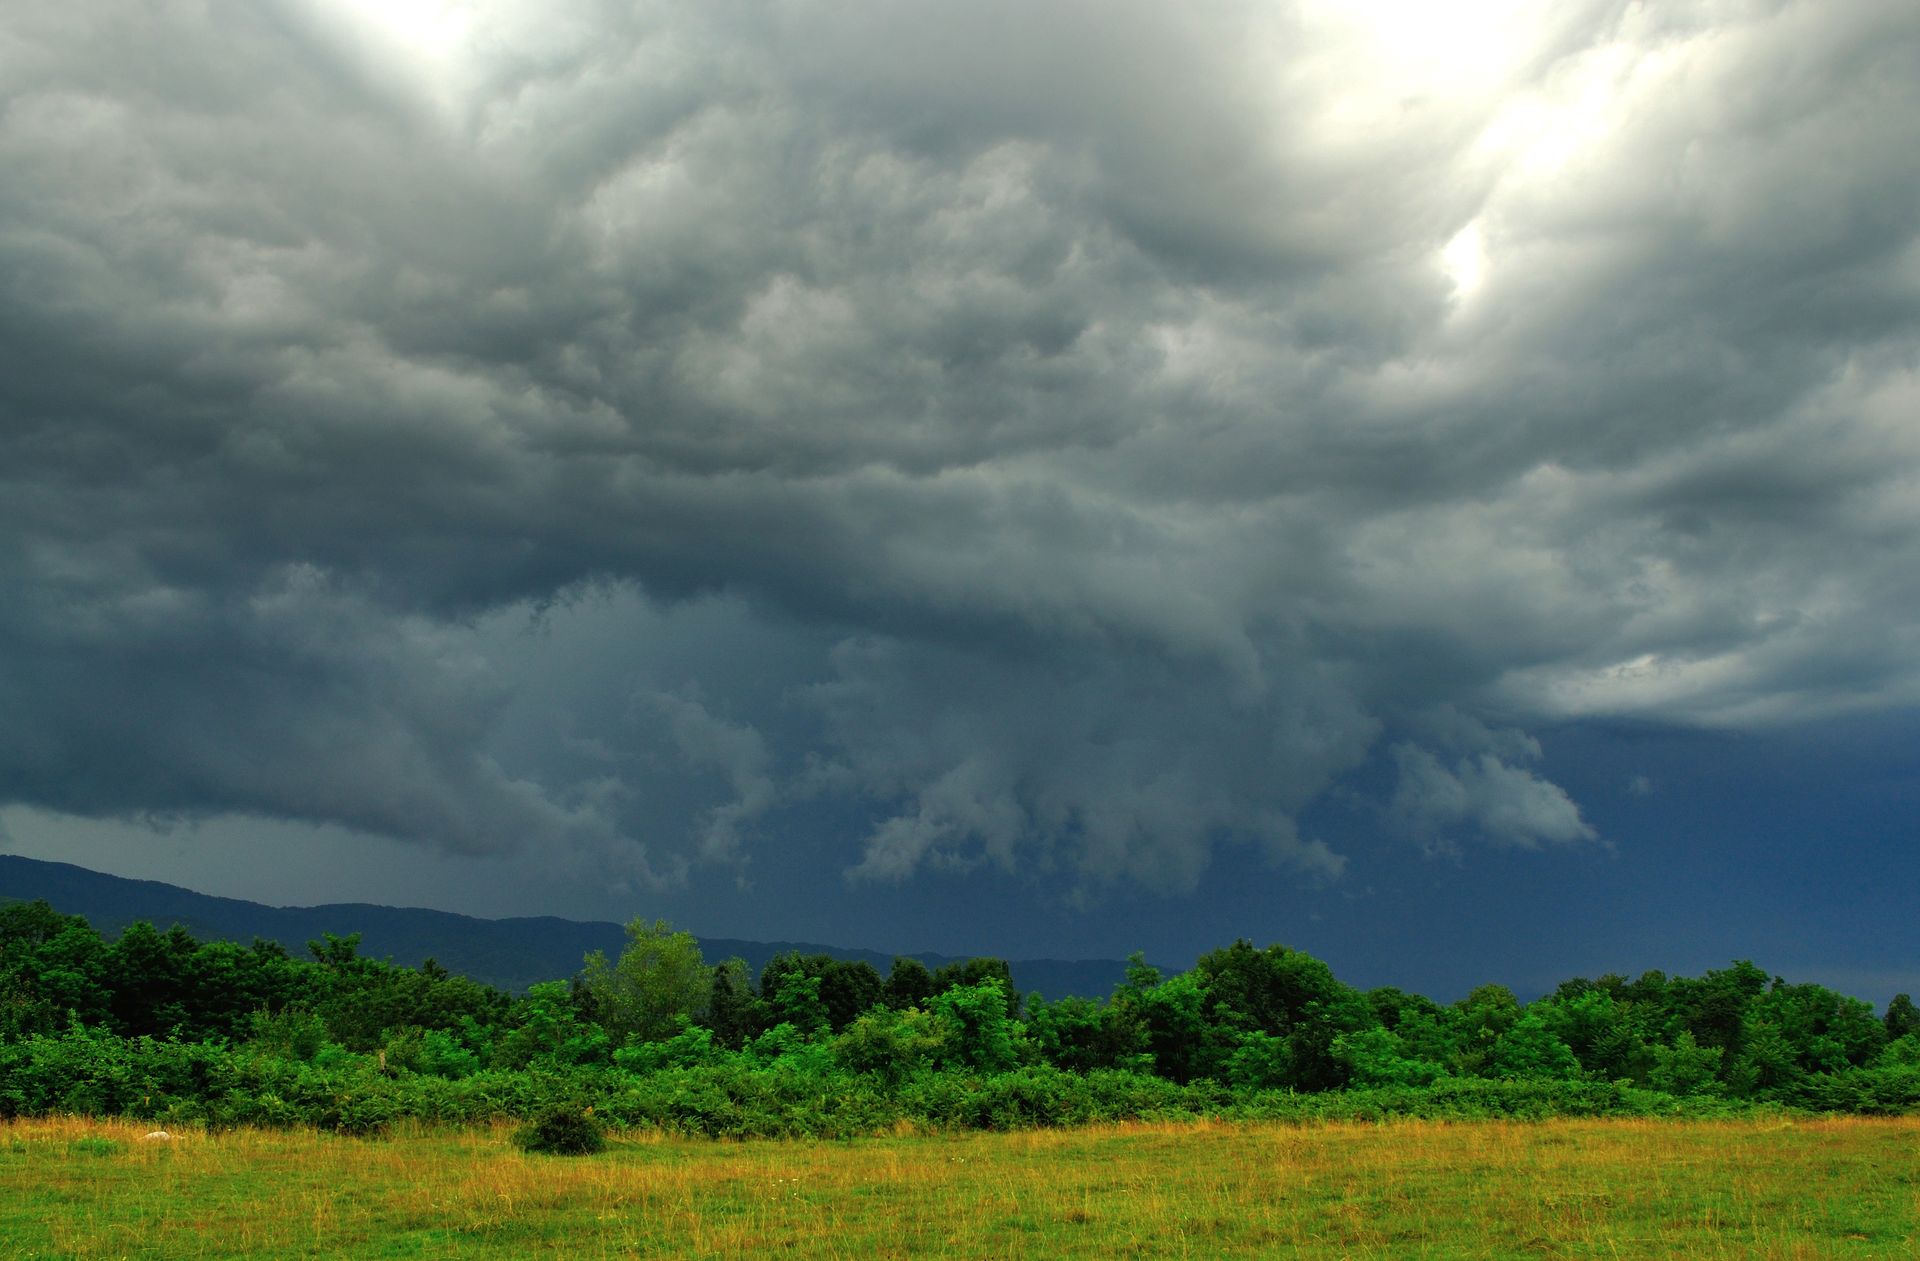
[3,0,1917,1000]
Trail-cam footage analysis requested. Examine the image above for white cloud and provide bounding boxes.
[1389,744,1598,852]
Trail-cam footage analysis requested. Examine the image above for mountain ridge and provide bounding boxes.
[0,854,1131,999]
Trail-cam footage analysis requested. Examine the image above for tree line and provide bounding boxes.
[4,901,1918,1135]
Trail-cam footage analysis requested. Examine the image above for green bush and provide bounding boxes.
[512,1103,605,1155]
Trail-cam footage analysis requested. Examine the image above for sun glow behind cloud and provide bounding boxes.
[328,0,480,117]
[1295,0,1548,122]
[1441,220,1488,301]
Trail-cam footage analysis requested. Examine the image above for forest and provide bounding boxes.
[4,901,1919,1139]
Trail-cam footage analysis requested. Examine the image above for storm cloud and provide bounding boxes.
[3,0,1917,904]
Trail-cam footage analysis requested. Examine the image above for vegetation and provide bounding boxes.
[2,898,1918,1137]
[510,1102,604,1155]
[6,1113,1918,1257]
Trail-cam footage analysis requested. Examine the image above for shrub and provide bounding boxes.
[512,1103,605,1155]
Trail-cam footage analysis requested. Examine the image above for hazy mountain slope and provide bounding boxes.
[0,855,1129,998]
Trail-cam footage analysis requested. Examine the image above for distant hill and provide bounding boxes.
[0,855,1131,999]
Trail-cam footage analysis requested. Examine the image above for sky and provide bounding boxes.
[3,0,1917,1002]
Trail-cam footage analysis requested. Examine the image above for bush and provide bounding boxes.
[512,1103,605,1155]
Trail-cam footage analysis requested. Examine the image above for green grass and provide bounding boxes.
[3,1115,1916,1258]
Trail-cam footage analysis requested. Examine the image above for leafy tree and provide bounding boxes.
[1729,1016,1802,1097]
[1887,994,1920,1040]
[1365,987,1454,1070]
[1121,969,1218,1083]
[883,957,935,1010]
[833,1004,947,1084]
[767,970,829,1037]
[0,908,113,1037]
[1193,940,1371,1090]
[1744,980,1884,1076]
[932,957,1020,1018]
[1449,984,1522,1077]
[1487,1010,1581,1081]
[106,922,197,1038]
[1367,986,1444,1031]
[703,957,762,1048]
[929,979,1024,1073]
[1118,952,1162,995]
[308,932,364,969]
[1223,1029,1296,1089]
[819,959,884,1031]
[754,954,886,1034]
[1331,1026,1445,1087]
[1025,993,1150,1073]
[1648,1031,1723,1096]
[1541,988,1650,1082]
[1665,961,1768,1067]
[614,1021,723,1073]
[246,1007,329,1061]
[493,981,610,1069]
[581,918,709,1044]
[0,900,83,950]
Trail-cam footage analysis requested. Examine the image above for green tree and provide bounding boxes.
[704,957,762,1048]
[1025,993,1150,1073]
[819,959,884,1031]
[833,1004,947,1085]
[1729,1016,1802,1097]
[1122,969,1215,1083]
[929,979,1025,1073]
[580,918,710,1044]
[1487,1010,1581,1081]
[1885,994,1920,1040]
[883,957,935,1010]
[1331,1025,1445,1087]
[106,922,197,1037]
[932,957,1020,1018]
[1665,961,1768,1069]
[0,906,112,1037]
[752,954,886,1034]
[493,981,609,1068]
[768,969,829,1037]
[1648,1031,1723,1096]
[1449,984,1522,1077]
[1194,941,1371,1090]
[1541,987,1652,1082]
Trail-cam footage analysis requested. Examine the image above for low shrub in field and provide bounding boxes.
[513,1103,605,1155]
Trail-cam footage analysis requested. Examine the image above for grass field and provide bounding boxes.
[4,1114,1916,1258]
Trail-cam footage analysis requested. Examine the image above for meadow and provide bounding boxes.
[4,1115,1916,1259]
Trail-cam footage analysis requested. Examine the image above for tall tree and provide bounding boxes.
[1885,993,1920,1040]
[580,918,709,1044]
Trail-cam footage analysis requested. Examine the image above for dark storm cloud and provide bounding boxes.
[2,0,1917,892]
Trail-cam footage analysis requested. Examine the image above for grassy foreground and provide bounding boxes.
[3,1115,1916,1259]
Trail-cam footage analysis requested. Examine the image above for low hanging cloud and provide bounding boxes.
[2,0,1917,896]
[1388,745,1598,854]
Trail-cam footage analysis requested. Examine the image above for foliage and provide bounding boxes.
[580,919,709,1045]
[4,900,1919,1140]
[1648,1031,1723,1097]
[512,1103,605,1155]
[927,979,1023,1073]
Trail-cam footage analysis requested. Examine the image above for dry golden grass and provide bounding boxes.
[4,1113,1917,1258]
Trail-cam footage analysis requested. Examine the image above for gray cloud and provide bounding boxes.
[2,0,1917,899]
[1388,744,1598,854]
